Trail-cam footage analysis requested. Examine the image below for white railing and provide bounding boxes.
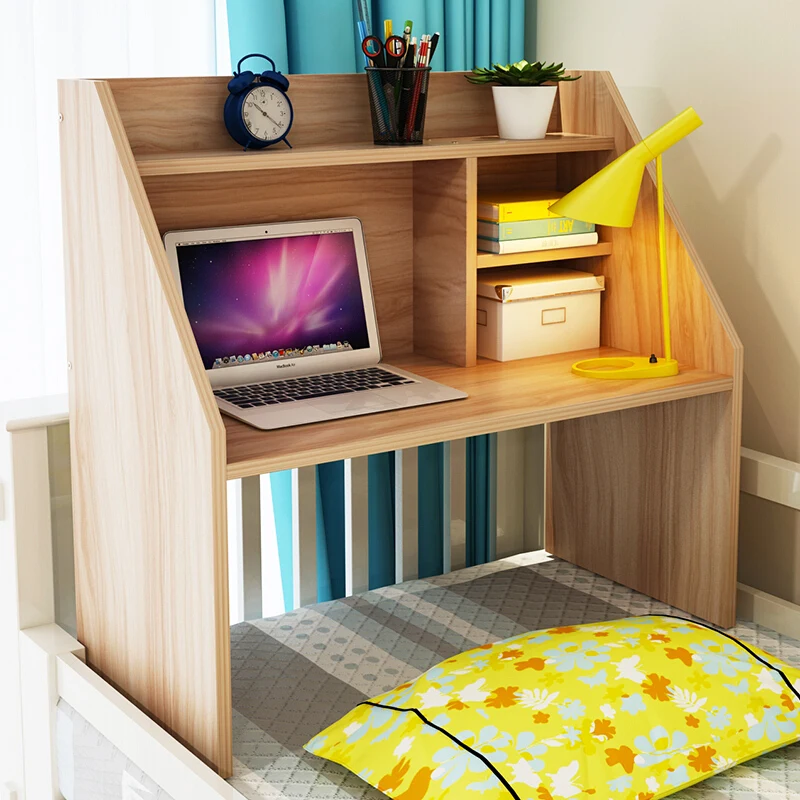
[3,398,72,800]
[225,430,544,623]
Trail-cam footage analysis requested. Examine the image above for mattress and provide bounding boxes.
[58,552,800,800]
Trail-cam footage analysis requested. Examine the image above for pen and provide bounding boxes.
[406,47,426,136]
[413,63,430,135]
[398,37,417,130]
[417,36,429,66]
[429,32,440,63]
[400,24,412,67]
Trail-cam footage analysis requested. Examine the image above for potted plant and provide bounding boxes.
[466,60,580,140]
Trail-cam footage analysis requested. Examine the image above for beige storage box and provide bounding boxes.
[476,266,605,362]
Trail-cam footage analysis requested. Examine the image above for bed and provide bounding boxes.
[56,552,800,800]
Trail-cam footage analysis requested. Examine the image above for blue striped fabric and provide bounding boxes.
[227,0,526,75]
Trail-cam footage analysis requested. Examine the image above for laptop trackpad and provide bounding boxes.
[312,394,402,417]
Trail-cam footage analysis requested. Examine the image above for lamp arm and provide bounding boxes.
[656,155,672,362]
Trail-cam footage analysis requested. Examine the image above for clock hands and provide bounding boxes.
[250,101,281,128]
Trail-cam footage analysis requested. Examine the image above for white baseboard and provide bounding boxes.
[737,582,800,640]
[740,446,800,511]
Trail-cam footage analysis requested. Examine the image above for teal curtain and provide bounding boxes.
[229,0,525,609]
[466,434,496,566]
[227,0,526,74]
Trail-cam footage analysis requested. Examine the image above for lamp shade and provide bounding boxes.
[550,107,702,228]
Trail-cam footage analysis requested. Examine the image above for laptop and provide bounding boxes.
[164,218,467,430]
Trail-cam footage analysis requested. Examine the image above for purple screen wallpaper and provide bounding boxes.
[176,231,370,369]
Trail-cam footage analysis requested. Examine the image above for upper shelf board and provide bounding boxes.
[135,134,615,176]
[224,347,733,479]
[477,242,613,268]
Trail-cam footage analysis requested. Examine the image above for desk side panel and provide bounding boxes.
[59,80,231,774]
[548,393,736,628]
[551,73,741,628]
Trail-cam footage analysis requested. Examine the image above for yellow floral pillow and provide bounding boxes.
[305,616,800,800]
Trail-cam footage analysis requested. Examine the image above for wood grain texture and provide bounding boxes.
[413,158,478,366]
[224,348,732,479]
[109,73,594,160]
[143,165,413,359]
[135,134,614,176]
[549,393,736,628]
[477,153,558,196]
[476,243,613,269]
[58,80,231,774]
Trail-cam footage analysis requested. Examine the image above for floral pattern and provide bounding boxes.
[305,616,800,800]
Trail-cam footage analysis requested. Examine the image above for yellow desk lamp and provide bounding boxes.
[550,107,702,379]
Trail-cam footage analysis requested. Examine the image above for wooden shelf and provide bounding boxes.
[135,133,615,176]
[477,242,613,269]
[224,347,733,479]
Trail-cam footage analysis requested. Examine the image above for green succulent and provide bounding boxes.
[466,60,580,87]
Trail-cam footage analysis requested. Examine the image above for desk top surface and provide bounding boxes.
[224,347,733,478]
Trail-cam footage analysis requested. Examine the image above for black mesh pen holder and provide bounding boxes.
[365,67,431,145]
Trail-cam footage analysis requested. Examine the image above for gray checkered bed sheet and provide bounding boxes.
[58,553,800,799]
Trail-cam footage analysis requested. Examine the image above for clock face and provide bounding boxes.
[242,85,290,142]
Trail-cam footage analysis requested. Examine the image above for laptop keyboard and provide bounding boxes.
[213,367,417,409]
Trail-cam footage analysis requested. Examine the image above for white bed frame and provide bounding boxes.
[4,404,541,800]
[5,407,239,800]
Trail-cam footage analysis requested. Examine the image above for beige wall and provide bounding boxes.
[536,0,800,603]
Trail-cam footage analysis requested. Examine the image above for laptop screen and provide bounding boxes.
[175,229,371,370]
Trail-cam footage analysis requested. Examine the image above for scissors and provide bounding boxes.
[362,35,407,68]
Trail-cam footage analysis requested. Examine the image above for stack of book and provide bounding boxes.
[477,190,598,255]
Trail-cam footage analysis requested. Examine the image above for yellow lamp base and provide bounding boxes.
[572,356,679,380]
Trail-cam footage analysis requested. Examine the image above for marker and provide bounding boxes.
[429,32,440,63]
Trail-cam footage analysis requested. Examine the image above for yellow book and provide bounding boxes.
[477,190,564,222]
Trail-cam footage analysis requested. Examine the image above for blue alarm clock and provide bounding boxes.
[224,54,293,150]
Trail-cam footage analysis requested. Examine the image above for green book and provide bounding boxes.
[477,217,596,241]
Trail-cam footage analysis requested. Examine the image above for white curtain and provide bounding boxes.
[0,0,218,403]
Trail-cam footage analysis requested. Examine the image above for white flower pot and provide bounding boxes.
[491,85,558,140]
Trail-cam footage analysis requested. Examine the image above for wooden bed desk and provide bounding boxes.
[58,71,742,777]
